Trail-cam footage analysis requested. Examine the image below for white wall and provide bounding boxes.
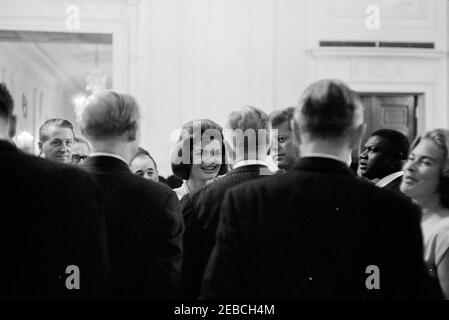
[1,0,448,176]
[140,0,308,176]
[306,0,448,134]
[0,42,70,154]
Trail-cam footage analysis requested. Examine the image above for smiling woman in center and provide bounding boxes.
[171,119,228,201]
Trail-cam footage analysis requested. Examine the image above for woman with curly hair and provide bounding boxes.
[401,129,449,299]
[171,119,227,200]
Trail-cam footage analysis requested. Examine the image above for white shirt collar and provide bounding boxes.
[233,159,268,169]
[375,171,404,188]
[302,153,350,166]
[89,152,129,165]
[174,182,189,200]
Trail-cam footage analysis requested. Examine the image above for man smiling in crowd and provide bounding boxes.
[38,118,75,164]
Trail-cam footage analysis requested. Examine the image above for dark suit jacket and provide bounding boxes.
[181,164,272,299]
[0,140,108,299]
[201,157,431,299]
[82,156,183,299]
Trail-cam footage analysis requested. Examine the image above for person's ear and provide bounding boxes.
[291,119,302,147]
[394,151,404,161]
[224,139,234,165]
[126,127,137,142]
[38,140,43,154]
[388,152,404,170]
[8,115,17,139]
[265,129,272,156]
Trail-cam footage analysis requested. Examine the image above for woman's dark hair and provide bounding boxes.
[165,175,183,189]
[171,119,228,180]
[131,146,158,171]
[412,129,449,209]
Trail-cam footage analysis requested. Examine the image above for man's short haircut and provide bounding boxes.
[132,146,158,171]
[371,129,409,160]
[74,136,92,153]
[269,106,296,130]
[296,79,363,139]
[0,83,14,119]
[226,105,271,132]
[80,91,140,140]
[225,105,271,151]
[39,119,75,142]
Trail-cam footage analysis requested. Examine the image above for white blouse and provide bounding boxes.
[422,211,449,278]
[173,181,189,200]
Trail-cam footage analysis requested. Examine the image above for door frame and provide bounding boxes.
[357,92,425,142]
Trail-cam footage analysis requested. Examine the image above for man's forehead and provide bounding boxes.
[272,121,291,134]
[364,135,392,153]
[46,125,74,139]
[365,135,383,146]
[133,155,156,169]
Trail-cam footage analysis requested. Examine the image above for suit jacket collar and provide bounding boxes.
[229,164,271,175]
[382,175,403,191]
[375,171,403,188]
[293,157,355,175]
[82,155,131,174]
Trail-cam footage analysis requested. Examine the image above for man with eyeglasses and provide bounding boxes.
[38,119,75,164]
[72,136,91,165]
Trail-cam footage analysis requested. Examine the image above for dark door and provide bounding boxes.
[349,93,420,171]
[359,93,419,145]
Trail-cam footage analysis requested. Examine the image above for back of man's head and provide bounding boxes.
[0,83,14,120]
[74,136,91,151]
[80,90,140,142]
[295,79,363,141]
[0,83,16,139]
[224,105,271,163]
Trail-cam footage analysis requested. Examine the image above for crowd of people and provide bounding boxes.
[1,78,449,299]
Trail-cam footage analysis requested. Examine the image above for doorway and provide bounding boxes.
[349,93,422,171]
[358,93,421,145]
[0,30,113,154]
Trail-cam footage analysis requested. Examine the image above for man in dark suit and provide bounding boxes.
[181,106,272,299]
[79,90,183,299]
[201,79,430,299]
[0,83,108,299]
[358,129,409,193]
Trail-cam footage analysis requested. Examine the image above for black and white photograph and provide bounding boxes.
[1,0,449,312]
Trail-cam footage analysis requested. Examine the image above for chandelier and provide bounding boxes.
[73,43,107,122]
[85,43,107,94]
